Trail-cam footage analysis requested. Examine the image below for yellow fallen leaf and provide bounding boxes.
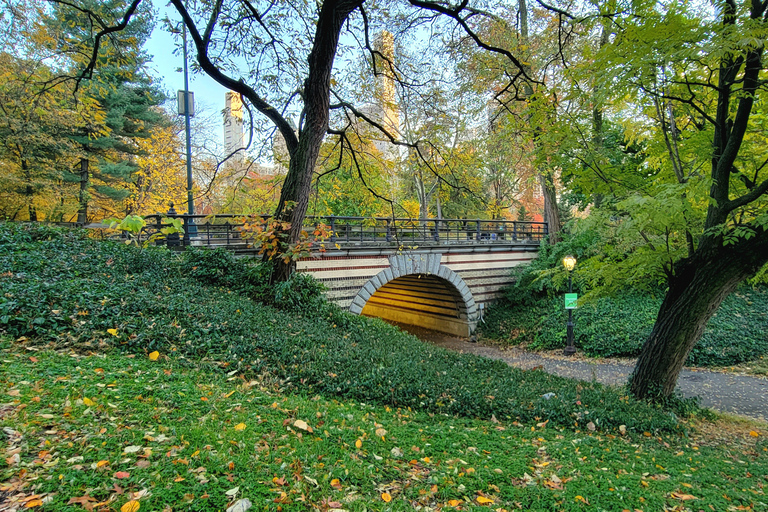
[121,500,140,512]
[381,492,392,502]
[330,478,341,489]
[107,329,119,337]
[448,499,461,507]
[476,496,494,504]
[355,439,362,449]
[148,351,159,361]
[293,419,311,432]
[24,500,43,508]
[750,431,759,437]
[96,460,109,468]
[83,397,96,407]
[670,492,698,500]
[234,423,246,431]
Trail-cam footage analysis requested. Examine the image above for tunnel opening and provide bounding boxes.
[360,274,470,337]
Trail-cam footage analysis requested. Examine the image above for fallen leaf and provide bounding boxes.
[293,419,312,432]
[330,478,342,490]
[381,492,392,502]
[225,487,240,497]
[114,471,130,479]
[375,428,387,437]
[670,492,698,500]
[96,460,109,468]
[123,446,142,454]
[120,501,140,512]
[448,499,461,507]
[148,351,159,361]
[29,356,38,363]
[587,421,596,431]
[67,495,97,511]
[476,496,494,504]
[749,431,759,438]
[226,499,252,512]
[234,423,246,431]
[24,500,43,508]
[83,397,96,407]
[355,439,362,449]
[107,329,119,337]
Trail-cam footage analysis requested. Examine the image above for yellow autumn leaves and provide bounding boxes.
[120,500,140,512]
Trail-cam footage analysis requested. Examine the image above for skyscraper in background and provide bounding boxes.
[223,92,245,171]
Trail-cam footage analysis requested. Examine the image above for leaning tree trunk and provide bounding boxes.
[630,232,768,400]
[269,139,325,284]
[267,0,363,284]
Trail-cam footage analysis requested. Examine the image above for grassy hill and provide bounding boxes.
[0,223,766,510]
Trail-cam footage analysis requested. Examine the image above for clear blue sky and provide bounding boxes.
[144,5,227,142]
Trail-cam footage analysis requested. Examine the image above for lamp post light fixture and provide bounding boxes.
[562,255,577,355]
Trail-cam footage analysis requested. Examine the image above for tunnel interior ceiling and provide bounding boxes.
[361,274,470,337]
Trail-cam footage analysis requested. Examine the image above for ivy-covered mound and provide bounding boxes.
[480,239,768,367]
[0,222,689,433]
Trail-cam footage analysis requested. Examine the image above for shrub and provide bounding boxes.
[272,271,328,313]
[184,246,236,285]
[532,292,658,357]
[181,246,325,310]
[507,287,768,367]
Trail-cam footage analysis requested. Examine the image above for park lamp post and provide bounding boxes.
[177,17,197,240]
[562,255,577,356]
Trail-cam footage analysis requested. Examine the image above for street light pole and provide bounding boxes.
[562,255,577,356]
[181,17,197,240]
[564,271,576,355]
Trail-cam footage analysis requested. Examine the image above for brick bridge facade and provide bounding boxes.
[298,243,539,337]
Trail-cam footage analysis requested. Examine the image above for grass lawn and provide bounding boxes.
[1,343,766,512]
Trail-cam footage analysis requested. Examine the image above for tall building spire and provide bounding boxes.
[224,92,245,171]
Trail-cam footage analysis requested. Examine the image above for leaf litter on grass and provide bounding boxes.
[0,345,766,511]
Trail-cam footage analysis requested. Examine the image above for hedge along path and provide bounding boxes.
[425,334,768,421]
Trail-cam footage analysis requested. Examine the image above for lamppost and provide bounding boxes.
[562,255,577,355]
[178,17,197,240]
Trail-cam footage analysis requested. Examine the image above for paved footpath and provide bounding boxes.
[409,328,768,421]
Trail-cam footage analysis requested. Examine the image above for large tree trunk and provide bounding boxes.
[77,158,89,225]
[268,0,363,284]
[630,232,768,400]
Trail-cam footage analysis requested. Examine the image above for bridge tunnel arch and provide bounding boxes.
[348,254,478,337]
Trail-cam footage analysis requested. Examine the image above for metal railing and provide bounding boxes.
[142,212,547,249]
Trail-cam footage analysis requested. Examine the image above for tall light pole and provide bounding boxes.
[562,255,577,356]
[180,18,197,238]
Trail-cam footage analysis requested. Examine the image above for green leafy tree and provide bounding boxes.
[53,0,546,282]
[573,0,768,400]
[41,0,167,222]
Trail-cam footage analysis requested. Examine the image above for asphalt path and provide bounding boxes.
[398,325,768,421]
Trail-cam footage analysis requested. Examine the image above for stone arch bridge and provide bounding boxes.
[147,214,545,337]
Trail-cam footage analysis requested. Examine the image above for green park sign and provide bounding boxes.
[565,293,578,310]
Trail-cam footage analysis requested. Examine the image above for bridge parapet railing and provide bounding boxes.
[141,213,547,248]
[315,216,547,245]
